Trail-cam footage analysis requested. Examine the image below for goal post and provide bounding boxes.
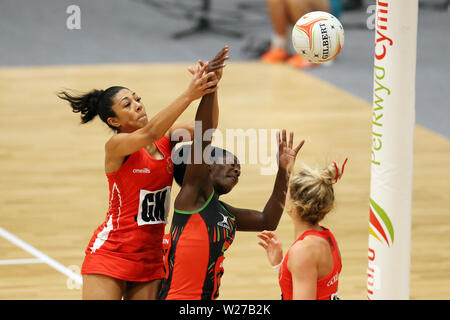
[367,0,419,300]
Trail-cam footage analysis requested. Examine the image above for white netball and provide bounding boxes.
[292,11,345,64]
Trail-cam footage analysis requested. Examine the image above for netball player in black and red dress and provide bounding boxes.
[158,61,305,300]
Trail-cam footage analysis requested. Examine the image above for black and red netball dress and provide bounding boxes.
[159,190,236,300]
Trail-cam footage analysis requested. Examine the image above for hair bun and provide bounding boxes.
[320,158,348,185]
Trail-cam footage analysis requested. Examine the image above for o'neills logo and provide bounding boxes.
[371,0,394,167]
[133,168,151,174]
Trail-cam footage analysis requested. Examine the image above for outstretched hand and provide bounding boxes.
[188,45,229,81]
[184,62,218,101]
[277,129,305,174]
[257,230,283,267]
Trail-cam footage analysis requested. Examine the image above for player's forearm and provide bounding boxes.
[184,91,216,175]
[212,90,219,129]
[144,92,192,141]
[261,167,290,230]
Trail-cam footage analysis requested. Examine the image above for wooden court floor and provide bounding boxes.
[0,61,449,299]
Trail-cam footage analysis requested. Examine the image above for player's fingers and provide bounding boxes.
[204,86,218,94]
[209,64,226,71]
[257,234,271,245]
[261,231,277,240]
[187,66,195,75]
[213,54,229,64]
[294,140,306,155]
[269,237,280,245]
[257,233,269,240]
[215,46,229,59]
[198,72,216,85]
[198,61,209,76]
[258,242,268,250]
[289,132,294,150]
[193,64,201,77]
[203,78,219,89]
[205,71,216,80]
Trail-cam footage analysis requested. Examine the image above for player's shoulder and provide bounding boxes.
[287,240,318,273]
[105,132,128,150]
[289,236,326,263]
[291,237,314,253]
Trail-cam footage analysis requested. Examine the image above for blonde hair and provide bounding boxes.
[289,159,347,225]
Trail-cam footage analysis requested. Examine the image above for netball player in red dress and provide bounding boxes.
[257,160,347,300]
[57,48,228,300]
[158,59,305,299]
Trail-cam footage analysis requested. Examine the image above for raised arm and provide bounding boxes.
[173,87,218,212]
[224,130,305,231]
[106,63,218,158]
[168,46,229,148]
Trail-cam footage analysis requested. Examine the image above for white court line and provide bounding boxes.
[0,226,82,285]
[0,258,44,265]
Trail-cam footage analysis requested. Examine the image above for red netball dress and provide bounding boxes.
[278,227,341,300]
[81,136,174,282]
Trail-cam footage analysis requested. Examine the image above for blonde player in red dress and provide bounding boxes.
[57,47,229,299]
[257,159,347,300]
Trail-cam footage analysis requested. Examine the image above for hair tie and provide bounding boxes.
[331,158,348,184]
[341,158,348,175]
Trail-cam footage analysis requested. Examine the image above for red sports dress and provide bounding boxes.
[278,227,341,300]
[81,136,174,282]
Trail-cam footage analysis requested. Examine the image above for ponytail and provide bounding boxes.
[57,86,127,131]
[58,89,103,124]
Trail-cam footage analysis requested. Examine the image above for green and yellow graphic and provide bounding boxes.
[369,198,394,247]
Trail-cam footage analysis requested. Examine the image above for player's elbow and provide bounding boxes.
[262,219,279,231]
[265,225,278,231]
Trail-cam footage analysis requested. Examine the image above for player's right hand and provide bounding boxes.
[257,230,284,267]
[184,62,218,101]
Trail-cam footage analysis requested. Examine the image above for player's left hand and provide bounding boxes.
[188,45,229,81]
[277,129,305,174]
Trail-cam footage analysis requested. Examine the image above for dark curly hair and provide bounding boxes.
[172,144,237,187]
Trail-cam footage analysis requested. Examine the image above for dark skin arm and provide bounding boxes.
[172,46,304,230]
[173,90,216,211]
[223,131,304,231]
[168,46,229,150]
[173,47,229,212]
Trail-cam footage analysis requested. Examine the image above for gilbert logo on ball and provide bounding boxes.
[292,11,344,64]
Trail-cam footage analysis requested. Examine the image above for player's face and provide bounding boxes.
[109,89,148,132]
[211,154,241,195]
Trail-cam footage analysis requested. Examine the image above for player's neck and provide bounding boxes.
[293,219,322,240]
